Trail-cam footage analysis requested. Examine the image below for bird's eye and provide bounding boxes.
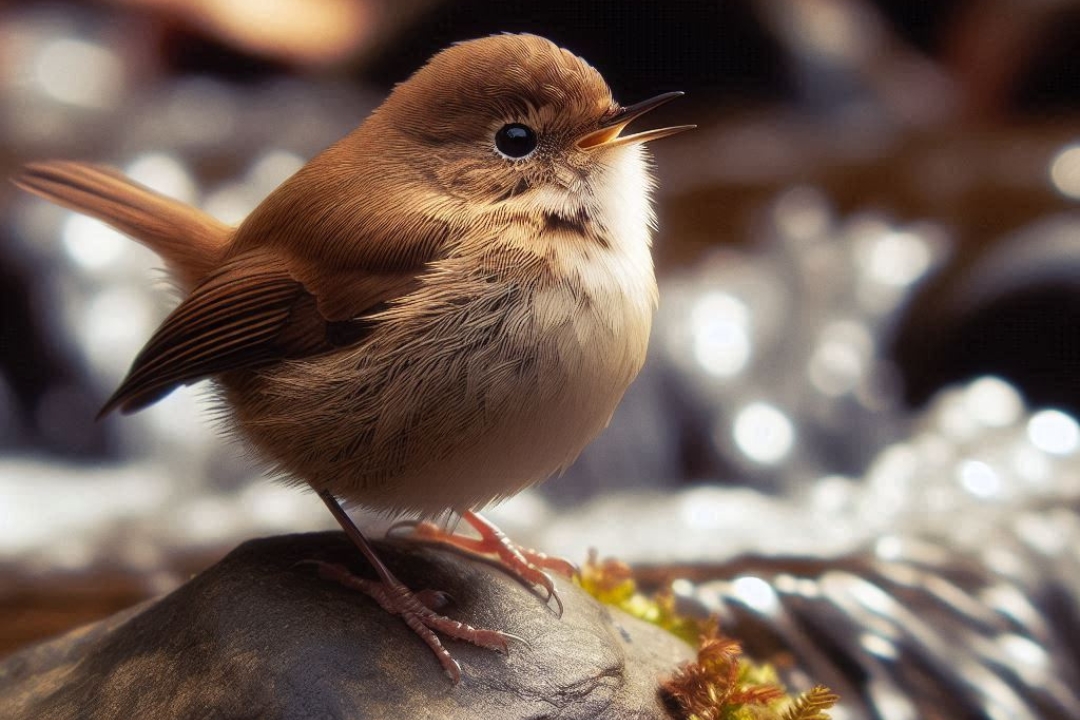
[494,123,538,159]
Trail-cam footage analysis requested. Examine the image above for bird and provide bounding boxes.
[13,32,692,682]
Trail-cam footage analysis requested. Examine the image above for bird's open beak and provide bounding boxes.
[577,91,695,150]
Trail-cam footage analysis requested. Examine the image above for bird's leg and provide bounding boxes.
[391,510,577,617]
[311,490,510,683]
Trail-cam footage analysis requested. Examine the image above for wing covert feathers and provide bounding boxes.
[99,254,326,416]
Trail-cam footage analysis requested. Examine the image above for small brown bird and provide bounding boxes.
[14,33,691,681]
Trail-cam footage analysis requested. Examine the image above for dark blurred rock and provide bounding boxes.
[0,532,692,720]
[896,213,1080,415]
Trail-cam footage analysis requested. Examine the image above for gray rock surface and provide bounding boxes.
[0,532,693,719]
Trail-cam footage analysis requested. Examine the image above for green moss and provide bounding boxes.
[575,552,838,720]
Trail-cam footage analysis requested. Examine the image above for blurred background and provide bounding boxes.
[1,0,1079,717]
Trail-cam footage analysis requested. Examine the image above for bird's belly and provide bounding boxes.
[226,282,651,517]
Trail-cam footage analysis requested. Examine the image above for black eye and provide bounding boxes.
[495,123,538,159]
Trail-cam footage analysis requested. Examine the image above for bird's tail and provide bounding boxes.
[13,160,229,288]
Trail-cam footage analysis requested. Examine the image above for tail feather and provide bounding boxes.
[13,160,230,288]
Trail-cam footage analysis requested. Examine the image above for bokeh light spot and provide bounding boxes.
[62,214,125,270]
[126,153,197,204]
[957,460,1001,499]
[865,231,932,287]
[33,38,122,109]
[733,402,795,465]
[1027,410,1080,456]
[808,320,871,396]
[692,292,751,377]
[1049,142,1080,200]
[963,376,1023,428]
[732,575,779,612]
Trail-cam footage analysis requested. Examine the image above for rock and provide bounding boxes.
[0,532,693,719]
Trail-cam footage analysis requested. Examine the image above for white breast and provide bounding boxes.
[512,143,659,471]
[534,143,658,319]
[384,143,662,513]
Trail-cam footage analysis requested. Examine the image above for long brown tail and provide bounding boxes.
[13,160,230,289]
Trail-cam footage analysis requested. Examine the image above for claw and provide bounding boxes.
[387,511,574,618]
[312,490,516,683]
[543,578,565,618]
[307,559,511,682]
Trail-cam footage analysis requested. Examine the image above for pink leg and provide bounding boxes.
[314,490,511,683]
[394,511,577,617]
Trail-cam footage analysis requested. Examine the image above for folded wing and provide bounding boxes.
[99,251,387,415]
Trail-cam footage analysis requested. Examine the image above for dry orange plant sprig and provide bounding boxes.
[576,551,839,720]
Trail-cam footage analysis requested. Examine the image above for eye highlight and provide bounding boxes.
[494,123,538,159]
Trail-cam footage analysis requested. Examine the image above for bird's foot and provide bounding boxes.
[389,511,577,617]
[306,560,510,683]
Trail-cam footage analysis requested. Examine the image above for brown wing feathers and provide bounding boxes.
[99,254,344,416]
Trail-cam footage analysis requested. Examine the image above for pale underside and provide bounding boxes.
[224,145,658,517]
